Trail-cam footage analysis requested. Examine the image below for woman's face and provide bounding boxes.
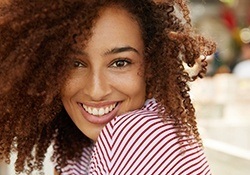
[61,7,146,141]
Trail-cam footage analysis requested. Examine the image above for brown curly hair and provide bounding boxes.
[0,0,216,174]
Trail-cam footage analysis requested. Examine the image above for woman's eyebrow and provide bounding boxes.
[71,46,140,56]
[71,48,87,56]
[104,46,140,55]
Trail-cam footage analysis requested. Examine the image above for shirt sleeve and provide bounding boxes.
[60,146,93,175]
[89,109,212,175]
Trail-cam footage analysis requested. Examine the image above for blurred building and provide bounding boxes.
[190,0,250,75]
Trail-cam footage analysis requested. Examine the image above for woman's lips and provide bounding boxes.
[78,102,120,124]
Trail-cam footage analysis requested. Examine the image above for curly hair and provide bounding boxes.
[0,0,216,174]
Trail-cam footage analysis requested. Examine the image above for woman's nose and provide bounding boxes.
[83,71,111,101]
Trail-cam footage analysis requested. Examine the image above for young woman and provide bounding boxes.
[0,0,216,174]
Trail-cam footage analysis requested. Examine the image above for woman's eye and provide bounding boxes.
[111,59,131,68]
[73,60,85,67]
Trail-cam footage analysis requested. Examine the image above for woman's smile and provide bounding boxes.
[81,102,117,116]
[77,101,120,125]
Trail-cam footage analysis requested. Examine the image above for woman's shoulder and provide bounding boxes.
[93,99,211,175]
[111,108,177,141]
[103,98,178,144]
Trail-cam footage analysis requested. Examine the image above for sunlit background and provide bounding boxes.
[1,0,250,174]
[189,0,250,174]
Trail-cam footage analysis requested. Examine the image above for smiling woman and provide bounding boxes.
[0,0,215,174]
[61,7,146,141]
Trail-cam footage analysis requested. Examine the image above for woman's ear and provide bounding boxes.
[144,61,153,99]
[147,91,153,99]
[145,79,153,99]
[54,169,60,175]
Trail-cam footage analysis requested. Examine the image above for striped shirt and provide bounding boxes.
[61,99,211,175]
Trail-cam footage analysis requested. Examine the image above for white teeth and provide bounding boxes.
[105,107,109,114]
[92,108,98,115]
[82,103,117,116]
[98,108,105,116]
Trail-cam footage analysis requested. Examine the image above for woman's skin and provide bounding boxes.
[54,169,59,175]
[61,6,146,141]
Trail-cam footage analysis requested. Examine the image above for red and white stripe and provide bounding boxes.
[61,99,211,175]
[60,146,93,175]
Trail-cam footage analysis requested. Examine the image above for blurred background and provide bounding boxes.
[189,0,250,174]
[1,0,250,174]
